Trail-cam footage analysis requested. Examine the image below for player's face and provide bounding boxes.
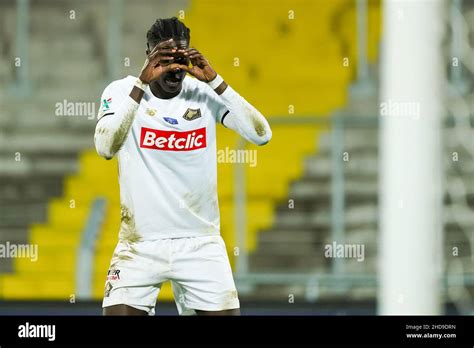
[150,39,189,94]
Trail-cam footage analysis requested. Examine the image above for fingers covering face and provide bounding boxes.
[163,63,191,73]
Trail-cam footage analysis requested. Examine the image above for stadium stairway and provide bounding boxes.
[0,0,102,297]
[0,0,382,301]
[248,3,474,301]
[0,0,185,300]
[250,118,474,300]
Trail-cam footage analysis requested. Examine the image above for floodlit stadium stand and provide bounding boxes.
[0,0,472,315]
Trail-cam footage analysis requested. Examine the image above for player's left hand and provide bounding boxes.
[177,48,217,83]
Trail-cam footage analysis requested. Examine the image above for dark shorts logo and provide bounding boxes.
[104,281,113,297]
[107,269,121,281]
[182,108,201,121]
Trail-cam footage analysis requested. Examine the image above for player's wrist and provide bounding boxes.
[207,74,224,90]
[135,78,149,90]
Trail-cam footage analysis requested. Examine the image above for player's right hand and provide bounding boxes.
[138,39,184,84]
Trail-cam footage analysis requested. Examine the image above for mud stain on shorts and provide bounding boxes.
[117,254,133,261]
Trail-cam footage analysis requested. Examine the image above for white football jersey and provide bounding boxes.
[97,75,229,241]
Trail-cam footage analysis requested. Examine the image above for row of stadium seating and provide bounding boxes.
[0,0,381,300]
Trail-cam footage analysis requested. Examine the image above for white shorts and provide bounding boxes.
[102,235,240,315]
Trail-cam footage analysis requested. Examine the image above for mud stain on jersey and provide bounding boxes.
[253,117,266,137]
[209,182,218,214]
[96,127,107,135]
[110,125,126,154]
[119,205,142,243]
[245,104,266,137]
[182,192,202,215]
[109,104,136,154]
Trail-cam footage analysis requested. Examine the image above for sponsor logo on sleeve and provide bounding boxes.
[102,98,112,111]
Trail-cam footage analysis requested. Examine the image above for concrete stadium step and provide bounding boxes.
[2,115,95,133]
[29,35,94,61]
[253,244,320,256]
[274,205,378,230]
[0,132,92,153]
[30,4,94,35]
[444,223,474,242]
[303,154,474,179]
[247,284,377,302]
[344,258,377,273]
[318,130,378,151]
[0,175,64,203]
[445,131,474,149]
[0,202,47,228]
[273,203,474,232]
[343,229,376,244]
[446,161,474,174]
[258,230,320,245]
[0,58,12,84]
[30,59,102,83]
[446,256,474,274]
[249,252,328,272]
[0,156,78,177]
[287,178,378,207]
[0,4,16,41]
[303,155,378,178]
[0,261,13,273]
[0,228,28,244]
[30,79,106,96]
[0,227,30,273]
[318,127,474,155]
[1,100,99,131]
[444,208,474,233]
[31,81,105,101]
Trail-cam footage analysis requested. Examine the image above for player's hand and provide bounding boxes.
[177,48,217,83]
[139,39,185,84]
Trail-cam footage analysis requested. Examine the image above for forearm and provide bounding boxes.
[94,85,145,159]
[211,76,272,145]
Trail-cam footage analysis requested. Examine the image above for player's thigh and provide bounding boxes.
[102,240,168,315]
[171,236,240,315]
[195,308,240,316]
[103,304,148,316]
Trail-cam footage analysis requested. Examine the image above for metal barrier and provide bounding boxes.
[75,198,107,299]
[13,0,29,96]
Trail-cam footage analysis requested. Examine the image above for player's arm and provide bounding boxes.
[94,40,184,159]
[180,48,272,146]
